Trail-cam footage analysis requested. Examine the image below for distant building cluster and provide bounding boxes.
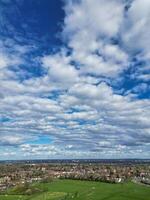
[0,162,150,191]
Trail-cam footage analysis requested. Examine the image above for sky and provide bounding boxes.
[0,0,150,160]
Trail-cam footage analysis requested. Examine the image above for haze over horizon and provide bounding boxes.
[0,0,150,160]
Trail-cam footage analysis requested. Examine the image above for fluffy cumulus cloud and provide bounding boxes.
[123,0,150,53]
[63,0,128,78]
[0,0,150,159]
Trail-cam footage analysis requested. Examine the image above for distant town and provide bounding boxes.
[0,159,150,192]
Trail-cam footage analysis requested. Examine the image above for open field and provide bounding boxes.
[0,179,150,200]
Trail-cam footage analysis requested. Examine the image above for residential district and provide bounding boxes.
[0,160,150,192]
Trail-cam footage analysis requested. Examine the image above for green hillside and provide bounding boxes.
[0,179,150,200]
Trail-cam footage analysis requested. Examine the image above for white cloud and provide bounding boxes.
[0,134,30,146]
[0,53,21,69]
[64,0,124,38]
[42,52,79,88]
[123,0,150,56]
[62,0,129,78]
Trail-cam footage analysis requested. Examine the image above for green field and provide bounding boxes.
[0,180,150,200]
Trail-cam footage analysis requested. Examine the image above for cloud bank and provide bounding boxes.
[0,0,150,159]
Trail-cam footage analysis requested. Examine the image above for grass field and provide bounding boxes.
[0,179,150,200]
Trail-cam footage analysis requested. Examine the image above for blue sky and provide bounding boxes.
[0,0,150,160]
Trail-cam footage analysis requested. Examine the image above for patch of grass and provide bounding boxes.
[8,183,42,195]
[30,192,66,200]
[0,194,28,200]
